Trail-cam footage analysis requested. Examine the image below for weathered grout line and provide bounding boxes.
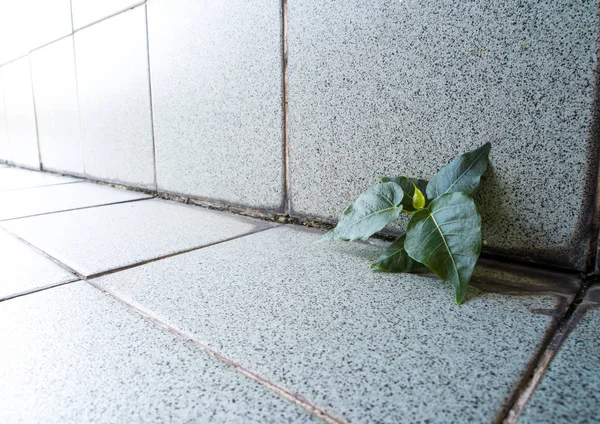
[0,227,84,280]
[11,162,594,279]
[0,196,152,223]
[143,3,159,191]
[0,278,81,303]
[88,280,345,424]
[85,224,281,281]
[27,55,43,170]
[501,278,595,424]
[281,0,291,215]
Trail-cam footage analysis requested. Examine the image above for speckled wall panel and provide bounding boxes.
[148,0,284,211]
[0,76,10,161]
[31,36,84,175]
[287,0,600,270]
[0,57,40,169]
[74,6,155,189]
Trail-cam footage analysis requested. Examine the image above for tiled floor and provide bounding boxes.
[0,166,597,423]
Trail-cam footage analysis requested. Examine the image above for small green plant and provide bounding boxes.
[323,143,491,305]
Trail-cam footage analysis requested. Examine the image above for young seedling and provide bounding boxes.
[323,143,491,305]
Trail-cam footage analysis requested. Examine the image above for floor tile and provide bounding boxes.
[0,167,80,191]
[74,5,154,188]
[3,198,275,276]
[94,225,567,423]
[148,0,284,210]
[31,36,85,175]
[520,286,600,423]
[0,282,318,423]
[0,182,150,221]
[0,229,76,301]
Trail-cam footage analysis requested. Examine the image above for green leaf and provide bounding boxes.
[404,192,482,304]
[426,142,491,199]
[323,181,404,241]
[412,184,426,210]
[370,233,415,272]
[380,176,429,212]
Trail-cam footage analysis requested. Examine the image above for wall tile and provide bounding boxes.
[148,0,284,210]
[74,6,155,188]
[0,57,40,169]
[31,37,84,175]
[71,0,144,30]
[0,77,10,161]
[287,0,599,270]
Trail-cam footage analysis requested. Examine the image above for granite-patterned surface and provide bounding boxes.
[31,36,84,175]
[0,66,11,161]
[287,0,599,270]
[0,229,76,301]
[0,282,318,423]
[0,167,80,191]
[3,198,275,276]
[148,0,284,210]
[74,5,155,189]
[95,225,565,423]
[71,0,144,29]
[520,285,600,423]
[0,57,40,169]
[0,182,149,221]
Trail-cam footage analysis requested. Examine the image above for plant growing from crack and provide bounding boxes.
[323,143,491,305]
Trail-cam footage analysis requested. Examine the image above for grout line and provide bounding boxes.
[0,180,83,193]
[69,0,75,33]
[85,224,280,280]
[0,226,84,279]
[8,162,591,278]
[143,3,159,191]
[281,0,291,215]
[28,33,74,56]
[27,55,43,170]
[73,1,147,33]
[88,280,345,424]
[0,196,152,223]
[0,278,81,303]
[500,280,593,424]
[0,53,29,68]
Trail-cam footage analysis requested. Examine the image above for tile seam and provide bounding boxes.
[143,3,159,191]
[27,56,43,170]
[85,225,281,280]
[501,279,594,423]
[0,278,81,303]
[282,0,291,215]
[0,196,152,223]
[88,280,345,424]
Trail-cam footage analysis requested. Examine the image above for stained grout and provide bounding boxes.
[0,278,81,303]
[88,280,345,424]
[501,279,594,424]
[281,0,291,215]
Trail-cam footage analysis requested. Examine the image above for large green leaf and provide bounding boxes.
[370,233,415,272]
[380,176,428,212]
[404,192,482,304]
[323,181,404,241]
[426,142,491,199]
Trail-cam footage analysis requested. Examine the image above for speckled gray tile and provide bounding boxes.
[0,168,80,191]
[0,57,39,169]
[3,198,274,276]
[74,6,154,189]
[71,0,144,30]
[0,182,149,221]
[0,78,10,161]
[0,282,318,423]
[31,36,84,175]
[287,0,599,270]
[148,0,284,210]
[0,229,76,301]
[520,286,600,424]
[95,225,567,423]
